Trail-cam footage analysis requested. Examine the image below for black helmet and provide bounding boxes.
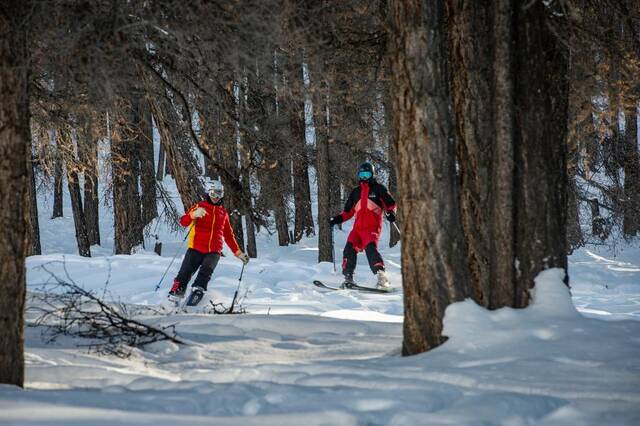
[358,162,375,181]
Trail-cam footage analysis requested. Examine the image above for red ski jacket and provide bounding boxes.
[339,180,397,236]
[179,199,241,255]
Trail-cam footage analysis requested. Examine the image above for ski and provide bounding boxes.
[312,280,397,294]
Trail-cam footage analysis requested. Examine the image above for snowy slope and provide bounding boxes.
[2,179,639,425]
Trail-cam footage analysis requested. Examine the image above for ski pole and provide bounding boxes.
[391,221,401,236]
[229,262,246,312]
[386,213,401,237]
[154,224,194,292]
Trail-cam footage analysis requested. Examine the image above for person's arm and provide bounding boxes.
[380,185,397,213]
[222,213,241,256]
[179,205,198,227]
[333,188,358,224]
[378,185,397,222]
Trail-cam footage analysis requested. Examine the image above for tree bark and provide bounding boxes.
[273,162,291,247]
[112,101,144,255]
[0,0,29,387]
[512,1,569,305]
[623,102,640,236]
[59,129,91,257]
[449,0,568,308]
[26,149,41,256]
[315,74,333,262]
[389,0,470,355]
[156,142,165,181]
[384,88,400,248]
[139,99,158,226]
[287,52,315,242]
[52,133,64,219]
[149,96,203,210]
[449,0,495,307]
[80,123,100,246]
[243,170,257,258]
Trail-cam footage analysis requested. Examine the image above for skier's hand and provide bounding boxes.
[329,215,342,227]
[190,207,207,219]
[386,212,396,223]
[236,252,250,265]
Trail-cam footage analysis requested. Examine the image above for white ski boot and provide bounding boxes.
[376,270,390,290]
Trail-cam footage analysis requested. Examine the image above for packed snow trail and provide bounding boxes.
[4,266,640,425]
[6,186,639,424]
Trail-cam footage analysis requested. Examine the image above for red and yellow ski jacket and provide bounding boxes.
[179,199,241,255]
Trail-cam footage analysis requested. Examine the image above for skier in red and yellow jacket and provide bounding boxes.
[168,180,249,304]
[329,162,397,290]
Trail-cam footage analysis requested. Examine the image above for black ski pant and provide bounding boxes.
[342,242,385,277]
[174,248,220,291]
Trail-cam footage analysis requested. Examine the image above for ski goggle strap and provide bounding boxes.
[358,170,373,180]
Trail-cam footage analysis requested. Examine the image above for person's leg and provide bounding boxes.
[364,241,390,288]
[364,242,385,274]
[173,249,204,293]
[342,242,358,281]
[192,252,220,291]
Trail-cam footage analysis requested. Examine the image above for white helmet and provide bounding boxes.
[206,179,224,200]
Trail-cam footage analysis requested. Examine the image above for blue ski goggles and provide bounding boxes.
[358,170,373,180]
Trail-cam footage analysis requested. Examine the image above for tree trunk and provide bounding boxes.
[385,89,400,248]
[565,40,589,253]
[26,150,41,256]
[0,1,29,387]
[512,0,569,305]
[59,129,91,257]
[288,52,315,242]
[156,142,165,181]
[243,170,257,258]
[590,198,608,240]
[623,102,640,236]
[315,74,333,262]
[389,0,470,355]
[139,99,158,226]
[245,215,257,258]
[566,177,583,252]
[112,101,144,255]
[149,96,203,210]
[52,133,64,219]
[449,0,495,307]
[81,124,100,246]
[449,0,568,308]
[165,146,172,177]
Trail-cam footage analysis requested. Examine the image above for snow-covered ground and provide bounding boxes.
[1,183,639,425]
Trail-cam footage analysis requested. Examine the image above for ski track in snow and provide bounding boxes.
[2,181,639,425]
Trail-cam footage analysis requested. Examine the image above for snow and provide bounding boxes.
[2,179,639,425]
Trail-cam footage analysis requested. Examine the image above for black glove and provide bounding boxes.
[386,212,396,223]
[329,215,343,226]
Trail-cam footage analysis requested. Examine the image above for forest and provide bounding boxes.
[1,2,639,420]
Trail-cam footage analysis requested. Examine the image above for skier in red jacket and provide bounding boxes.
[329,162,397,290]
[168,180,249,304]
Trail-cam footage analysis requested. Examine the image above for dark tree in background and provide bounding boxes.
[112,99,145,255]
[59,127,91,257]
